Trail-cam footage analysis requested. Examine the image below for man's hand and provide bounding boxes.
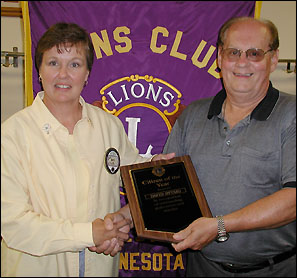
[89,216,131,256]
[88,205,132,256]
[152,152,175,161]
[171,217,217,252]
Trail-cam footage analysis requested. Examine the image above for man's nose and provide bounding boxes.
[237,51,249,63]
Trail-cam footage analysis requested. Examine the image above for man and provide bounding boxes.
[162,17,296,277]
[101,16,295,276]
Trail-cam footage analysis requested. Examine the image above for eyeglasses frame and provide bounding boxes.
[222,48,274,62]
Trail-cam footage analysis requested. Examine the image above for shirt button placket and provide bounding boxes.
[222,136,232,157]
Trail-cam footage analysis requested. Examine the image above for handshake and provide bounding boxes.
[88,153,175,256]
[88,204,132,257]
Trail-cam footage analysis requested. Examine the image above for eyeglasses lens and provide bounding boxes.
[225,48,265,62]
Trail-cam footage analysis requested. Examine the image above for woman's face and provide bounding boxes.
[39,43,89,106]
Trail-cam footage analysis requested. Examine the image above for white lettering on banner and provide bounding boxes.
[146,84,163,102]
[98,75,183,157]
[100,75,181,125]
[126,117,153,157]
[126,117,140,146]
[141,144,153,158]
[106,84,130,106]
[159,91,174,107]
[107,91,122,106]
[90,26,221,79]
[107,82,175,108]
[131,83,145,98]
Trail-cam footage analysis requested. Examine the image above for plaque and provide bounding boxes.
[120,155,212,243]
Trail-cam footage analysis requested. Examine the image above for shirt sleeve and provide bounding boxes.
[281,116,296,188]
[1,126,94,257]
[162,118,185,156]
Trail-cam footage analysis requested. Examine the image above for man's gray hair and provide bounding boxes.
[217,16,279,51]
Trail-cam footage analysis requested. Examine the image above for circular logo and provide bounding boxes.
[105,148,120,174]
[152,166,165,177]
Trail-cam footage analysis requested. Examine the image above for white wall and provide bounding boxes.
[1,1,24,122]
[261,1,296,59]
[1,1,296,123]
[261,1,296,95]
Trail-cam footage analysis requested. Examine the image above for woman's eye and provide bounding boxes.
[49,61,57,66]
[71,62,80,68]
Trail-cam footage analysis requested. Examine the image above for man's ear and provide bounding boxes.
[270,49,279,73]
[217,47,223,70]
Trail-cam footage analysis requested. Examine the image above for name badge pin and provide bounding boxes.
[42,123,51,134]
[105,148,120,174]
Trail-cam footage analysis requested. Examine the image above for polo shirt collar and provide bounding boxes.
[207,82,279,121]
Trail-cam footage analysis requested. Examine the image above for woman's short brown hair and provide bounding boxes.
[35,22,94,73]
[217,16,279,51]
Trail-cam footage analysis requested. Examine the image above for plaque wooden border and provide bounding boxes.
[120,155,212,243]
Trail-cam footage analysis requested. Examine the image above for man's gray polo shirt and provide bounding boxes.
[163,82,296,264]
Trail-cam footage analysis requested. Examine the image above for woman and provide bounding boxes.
[1,22,173,277]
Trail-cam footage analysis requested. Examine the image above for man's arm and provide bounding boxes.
[172,187,296,252]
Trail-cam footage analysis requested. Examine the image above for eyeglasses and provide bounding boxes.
[222,48,273,62]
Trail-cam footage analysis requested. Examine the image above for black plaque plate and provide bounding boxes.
[120,155,212,243]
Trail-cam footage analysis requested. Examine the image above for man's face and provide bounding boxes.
[217,20,279,98]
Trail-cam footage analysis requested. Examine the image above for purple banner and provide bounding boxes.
[28,1,255,276]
